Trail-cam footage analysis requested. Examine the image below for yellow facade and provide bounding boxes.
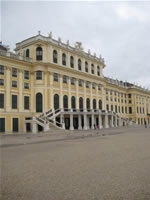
[0,33,150,133]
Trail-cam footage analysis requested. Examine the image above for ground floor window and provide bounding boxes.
[0,118,5,132]
[12,118,19,132]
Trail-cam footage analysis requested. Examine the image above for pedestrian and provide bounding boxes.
[144,120,147,128]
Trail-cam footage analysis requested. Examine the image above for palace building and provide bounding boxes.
[0,32,150,133]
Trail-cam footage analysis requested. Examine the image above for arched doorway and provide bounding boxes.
[54,94,59,110]
[36,93,43,112]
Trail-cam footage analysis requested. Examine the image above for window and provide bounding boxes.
[24,82,29,89]
[93,99,96,110]
[86,81,89,88]
[24,70,29,80]
[111,105,113,111]
[53,50,57,63]
[12,68,17,77]
[137,107,139,114]
[129,107,132,114]
[78,79,82,87]
[110,90,113,95]
[0,94,4,108]
[54,73,58,82]
[98,84,101,90]
[99,100,102,110]
[128,100,132,103]
[128,94,132,98]
[71,96,76,110]
[36,47,43,60]
[71,77,75,85]
[110,97,113,101]
[91,64,94,74]
[122,106,124,113]
[12,80,17,88]
[125,107,127,113]
[78,59,81,71]
[26,49,30,57]
[86,98,90,110]
[70,56,74,68]
[114,91,116,96]
[97,66,100,76]
[79,97,83,111]
[62,53,66,66]
[0,79,4,86]
[115,105,117,113]
[106,88,108,94]
[0,65,4,75]
[106,96,108,101]
[63,95,68,110]
[36,93,42,112]
[92,83,95,89]
[36,47,43,61]
[106,104,109,111]
[54,94,59,110]
[24,96,29,110]
[36,71,42,80]
[63,75,67,84]
[12,95,17,109]
[85,62,88,72]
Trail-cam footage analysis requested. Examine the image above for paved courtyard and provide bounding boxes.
[0,125,150,200]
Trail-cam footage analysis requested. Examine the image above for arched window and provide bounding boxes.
[91,64,94,74]
[71,96,76,110]
[79,97,83,111]
[85,61,88,72]
[36,47,43,61]
[36,93,43,112]
[97,66,100,76]
[53,50,57,63]
[78,59,81,71]
[26,49,29,58]
[111,105,113,111]
[62,53,66,66]
[70,56,74,68]
[93,99,96,110]
[99,100,102,110]
[86,98,90,111]
[54,94,59,110]
[63,95,68,111]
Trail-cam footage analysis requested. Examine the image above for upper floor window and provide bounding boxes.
[98,84,101,90]
[0,79,4,86]
[85,62,88,72]
[86,81,89,88]
[0,65,4,75]
[106,88,108,94]
[70,56,74,68]
[110,90,113,95]
[24,70,29,80]
[63,75,67,84]
[54,73,58,82]
[53,50,57,63]
[92,82,95,89]
[62,53,66,66]
[129,107,132,114]
[78,79,83,87]
[71,77,75,85]
[12,80,17,88]
[24,82,29,89]
[0,93,4,108]
[24,96,29,110]
[36,71,42,80]
[12,68,17,77]
[97,66,100,76]
[26,49,30,58]
[128,94,132,98]
[36,47,43,61]
[78,59,81,71]
[91,64,94,74]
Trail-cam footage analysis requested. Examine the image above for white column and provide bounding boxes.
[115,116,117,127]
[44,123,49,132]
[68,77,71,109]
[44,72,48,112]
[91,114,94,129]
[50,73,54,110]
[83,114,88,130]
[78,115,82,130]
[111,115,114,127]
[32,117,37,133]
[6,67,11,112]
[60,75,63,109]
[19,69,23,112]
[105,113,109,128]
[70,114,74,130]
[76,79,79,109]
[98,114,103,129]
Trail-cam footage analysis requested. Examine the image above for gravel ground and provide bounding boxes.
[1,126,150,200]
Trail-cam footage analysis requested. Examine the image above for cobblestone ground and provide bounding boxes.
[1,126,150,200]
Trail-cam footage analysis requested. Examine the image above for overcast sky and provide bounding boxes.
[1,1,150,89]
